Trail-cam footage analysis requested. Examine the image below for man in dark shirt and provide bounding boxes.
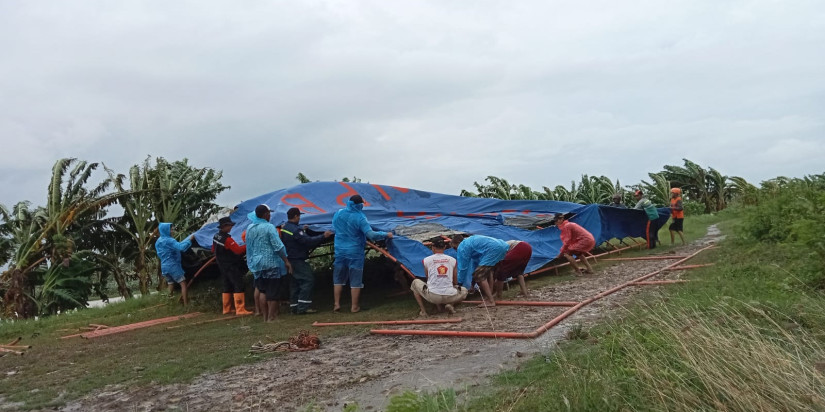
[280,207,333,314]
[212,217,252,315]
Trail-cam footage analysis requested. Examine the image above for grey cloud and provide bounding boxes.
[1,0,824,208]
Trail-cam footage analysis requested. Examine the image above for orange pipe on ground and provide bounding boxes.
[72,313,202,339]
[462,300,579,307]
[369,329,531,339]
[371,244,716,339]
[601,256,687,261]
[313,318,462,327]
[633,280,689,285]
[666,263,715,270]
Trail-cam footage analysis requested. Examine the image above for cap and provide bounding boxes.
[255,204,273,218]
[287,207,302,219]
[218,216,235,227]
[350,195,364,204]
[634,190,643,196]
[670,187,681,194]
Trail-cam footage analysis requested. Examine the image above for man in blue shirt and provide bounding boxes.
[246,204,292,322]
[332,195,393,313]
[451,234,509,308]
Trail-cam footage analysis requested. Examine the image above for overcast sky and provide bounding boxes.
[1,0,823,209]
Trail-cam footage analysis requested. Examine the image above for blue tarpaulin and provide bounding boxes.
[193,182,669,278]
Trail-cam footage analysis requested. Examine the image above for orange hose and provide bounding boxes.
[462,300,579,307]
[313,318,462,327]
[371,244,716,339]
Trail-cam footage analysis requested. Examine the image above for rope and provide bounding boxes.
[249,330,321,353]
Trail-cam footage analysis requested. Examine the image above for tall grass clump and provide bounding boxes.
[623,301,825,411]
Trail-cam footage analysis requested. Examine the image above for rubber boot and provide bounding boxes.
[234,293,253,315]
[222,293,233,315]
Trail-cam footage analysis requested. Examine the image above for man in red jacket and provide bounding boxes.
[553,213,595,275]
[212,217,252,315]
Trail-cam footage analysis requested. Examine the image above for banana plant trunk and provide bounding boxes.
[2,268,36,318]
[136,249,149,296]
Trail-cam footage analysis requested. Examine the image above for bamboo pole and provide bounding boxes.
[666,263,715,270]
[633,280,689,285]
[166,315,242,330]
[366,241,417,280]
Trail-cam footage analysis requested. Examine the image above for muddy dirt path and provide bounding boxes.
[62,226,721,411]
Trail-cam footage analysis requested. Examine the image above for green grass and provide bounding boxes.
[390,211,825,411]
[0,274,427,410]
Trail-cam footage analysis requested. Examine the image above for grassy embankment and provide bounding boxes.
[0,268,425,409]
[386,209,825,412]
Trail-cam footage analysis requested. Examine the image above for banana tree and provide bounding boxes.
[639,172,671,206]
[107,160,156,295]
[577,175,615,204]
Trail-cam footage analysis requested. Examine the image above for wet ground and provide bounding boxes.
[60,227,720,411]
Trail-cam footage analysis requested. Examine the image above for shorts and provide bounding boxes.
[163,273,185,285]
[472,265,497,284]
[410,279,468,305]
[333,256,365,288]
[496,242,532,281]
[255,277,285,301]
[669,218,684,232]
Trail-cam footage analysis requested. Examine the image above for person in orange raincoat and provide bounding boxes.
[669,188,686,245]
[552,213,596,274]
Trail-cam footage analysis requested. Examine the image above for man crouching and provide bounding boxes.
[411,238,468,317]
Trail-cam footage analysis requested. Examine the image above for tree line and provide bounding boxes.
[0,157,227,318]
[0,157,788,318]
[459,158,757,214]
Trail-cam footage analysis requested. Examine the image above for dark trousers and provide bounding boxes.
[646,220,660,249]
[221,267,245,293]
[289,259,314,313]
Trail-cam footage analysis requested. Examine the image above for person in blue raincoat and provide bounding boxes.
[450,234,509,307]
[246,205,292,322]
[332,195,393,313]
[155,222,196,305]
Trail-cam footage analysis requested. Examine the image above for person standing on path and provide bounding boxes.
[155,222,195,305]
[451,234,509,307]
[411,238,468,317]
[212,217,252,315]
[280,207,333,314]
[246,204,292,322]
[633,189,660,249]
[669,188,686,245]
[332,195,393,313]
[552,213,596,275]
